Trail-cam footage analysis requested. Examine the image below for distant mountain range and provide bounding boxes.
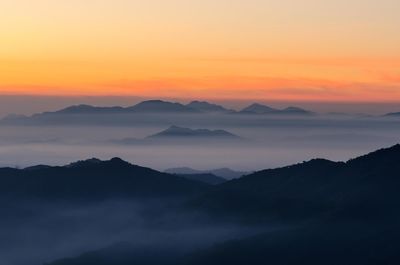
[46,100,200,114]
[239,103,313,115]
[0,100,317,125]
[50,100,313,115]
[165,167,248,179]
[3,100,400,126]
[174,173,227,185]
[186,101,234,113]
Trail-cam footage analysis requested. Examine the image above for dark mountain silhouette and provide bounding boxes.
[43,100,198,115]
[239,103,278,114]
[66,158,103,168]
[110,127,243,146]
[173,173,226,185]
[0,100,201,125]
[0,100,322,126]
[126,100,199,113]
[239,103,313,115]
[50,104,126,114]
[281,106,313,115]
[0,158,209,201]
[42,144,400,265]
[186,101,232,113]
[165,167,248,179]
[193,144,400,221]
[147,126,241,139]
[384,111,400,117]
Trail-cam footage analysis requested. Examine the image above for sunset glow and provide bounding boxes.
[1,0,400,101]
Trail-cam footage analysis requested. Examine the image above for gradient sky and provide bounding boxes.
[1,0,400,102]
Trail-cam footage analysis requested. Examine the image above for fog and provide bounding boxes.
[0,113,399,171]
[0,199,267,265]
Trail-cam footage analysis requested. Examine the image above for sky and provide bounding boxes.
[1,0,400,102]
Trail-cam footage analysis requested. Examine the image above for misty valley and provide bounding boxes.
[1,100,400,264]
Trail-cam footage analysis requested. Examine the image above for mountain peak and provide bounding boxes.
[66,158,102,168]
[282,106,313,114]
[128,100,198,113]
[347,144,400,167]
[57,104,95,113]
[240,103,278,114]
[52,104,125,114]
[186,101,229,112]
[148,126,240,139]
[106,157,133,167]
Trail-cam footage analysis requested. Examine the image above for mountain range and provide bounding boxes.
[0,157,208,200]
[3,100,400,126]
[3,144,400,212]
[239,103,313,115]
[165,167,248,179]
[37,144,400,265]
[0,100,315,123]
[48,100,313,115]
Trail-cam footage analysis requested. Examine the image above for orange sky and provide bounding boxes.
[1,0,400,102]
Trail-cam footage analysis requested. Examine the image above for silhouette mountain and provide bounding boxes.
[384,111,400,117]
[281,106,313,115]
[51,104,126,114]
[239,103,278,114]
[172,173,226,185]
[239,103,313,115]
[165,167,248,179]
[147,126,241,139]
[43,144,400,265]
[186,101,232,113]
[127,100,199,113]
[0,100,322,125]
[1,100,200,124]
[193,144,400,221]
[52,100,198,114]
[0,158,209,200]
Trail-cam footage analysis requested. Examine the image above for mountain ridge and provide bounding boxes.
[0,157,210,200]
[192,144,400,221]
[147,125,241,139]
[239,103,313,115]
[165,167,248,179]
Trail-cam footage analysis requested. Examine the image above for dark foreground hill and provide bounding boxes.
[192,144,400,222]
[0,158,209,201]
[44,144,400,265]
